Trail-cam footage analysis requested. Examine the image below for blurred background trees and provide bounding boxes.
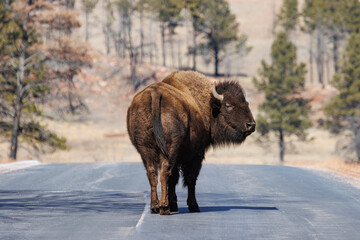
[45,1,92,115]
[324,33,360,163]
[100,0,250,76]
[276,0,299,34]
[0,0,250,160]
[1,0,360,164]
[263,0,360,162]
[81,0,99,41]
[301,0,360,88]
[198,0,251,76]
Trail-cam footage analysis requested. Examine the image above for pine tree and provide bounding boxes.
[301,0,354,82]
[253,32,312,162]
[150,0,183,67]
[324,33,360,162]
[0,0,66,160]
[301,0,328,87]
[199,0,250,76]
[343,0,360,34]
[185,0,205,71]
[0,0,13,123]
[326,0,348,74]
[277,0,299,34]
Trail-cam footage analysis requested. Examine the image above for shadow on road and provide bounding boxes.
[178,205,278,214]
[0,190,145,214]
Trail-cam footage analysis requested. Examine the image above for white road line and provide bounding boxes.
[136,192,150,229]
[0,160,41,173]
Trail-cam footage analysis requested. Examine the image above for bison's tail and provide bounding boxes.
[151,91,170,160]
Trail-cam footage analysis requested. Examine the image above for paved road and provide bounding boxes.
[0,163,360,240]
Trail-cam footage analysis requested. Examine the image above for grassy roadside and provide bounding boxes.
[288,158,360,180]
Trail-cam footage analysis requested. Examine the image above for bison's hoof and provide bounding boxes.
[159,206,170,215]
[169,202,178,212]
[150,207,160,214]
[188,203,200,213]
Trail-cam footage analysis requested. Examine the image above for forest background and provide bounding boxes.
[1,0,360,177]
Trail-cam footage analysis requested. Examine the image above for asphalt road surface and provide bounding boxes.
[0,163,360,240]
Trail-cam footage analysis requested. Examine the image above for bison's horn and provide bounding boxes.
[212,82,224,101]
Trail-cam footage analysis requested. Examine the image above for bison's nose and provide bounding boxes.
[246,122,256,131]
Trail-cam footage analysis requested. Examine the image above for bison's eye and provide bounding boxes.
[225,103,234,112]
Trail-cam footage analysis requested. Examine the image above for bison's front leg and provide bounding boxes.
[183,159,202,213]
[168,168,179,212]
[187,184,200,212]
[159,160,172,215]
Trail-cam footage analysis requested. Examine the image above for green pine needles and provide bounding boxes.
[324,33,360,162]
[253,32,312,162]
[0,2,67,160]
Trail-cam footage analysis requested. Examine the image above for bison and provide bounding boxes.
[127,71,255,215]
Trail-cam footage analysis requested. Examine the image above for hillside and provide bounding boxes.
[0,0,343,165]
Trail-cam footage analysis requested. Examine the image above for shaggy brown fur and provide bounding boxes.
[127,71,255,215]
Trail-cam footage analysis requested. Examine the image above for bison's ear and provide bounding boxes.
[210,97,221,118]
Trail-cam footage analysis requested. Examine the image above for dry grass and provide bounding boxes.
[288,158,360,180]
[0,158,17,164]
[0,0,347,167]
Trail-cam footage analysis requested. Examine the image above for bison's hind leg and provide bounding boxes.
[159,159,172,215]
[138,147,160,214]
[147,166,160,214]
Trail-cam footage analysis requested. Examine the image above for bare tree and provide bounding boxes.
[102,0,114,54]
[81,0,98,42]
[45,0,92,115]
[315,16,325,88]
[150,0,183,67]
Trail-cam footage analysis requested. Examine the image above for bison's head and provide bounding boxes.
[210,81,256,144]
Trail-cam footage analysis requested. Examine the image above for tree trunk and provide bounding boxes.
[130,53,137,89]
[170,32,175,68]
[309,32,314,83]
[349,116,360,163]
[10,95,22,160]
[149,21,154,64]
[68,78,75,114]
[10,37,26,160]
[112,32,120,57]
[214,46,219,76]
[161,23,166,66]
[279,128,285,163]
[355,131,360,163]
[127,12,137,89]
[103,23,111,55]
[177,38,182,69]
[85,11,89,41]
[325,52,330,85]
[332,33,339,73]
[316,25,324,88]
[154,43,159,65]
[192,24,197,71]
[185,20,190,69]
[139,11,144,63]
[315,13,325,88]
[121,12,127,58]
